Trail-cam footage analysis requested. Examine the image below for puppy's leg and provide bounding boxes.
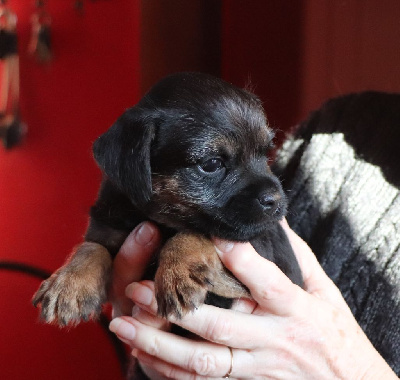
[32,242,112,326]
[155,232,250,319]
[32,179,143,327]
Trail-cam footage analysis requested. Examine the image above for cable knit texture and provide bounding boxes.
[274,92,400,376]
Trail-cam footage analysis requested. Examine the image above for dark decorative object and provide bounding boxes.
[28,0,52,63]
[74,0,84,15]
[0,0,26,149]
[74,0,112,15]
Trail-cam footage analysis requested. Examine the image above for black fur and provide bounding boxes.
[88,72,303,297]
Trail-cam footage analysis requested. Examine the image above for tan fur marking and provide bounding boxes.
[155,232,250,318]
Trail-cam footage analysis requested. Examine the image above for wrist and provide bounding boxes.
[334,326,397,380]
[312,302,396,380]
[357,349,398,380]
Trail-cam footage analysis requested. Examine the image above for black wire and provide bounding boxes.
[0,260,51,279]
[0,260,129,376]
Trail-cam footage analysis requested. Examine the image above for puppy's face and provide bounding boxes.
[94,73,286,241]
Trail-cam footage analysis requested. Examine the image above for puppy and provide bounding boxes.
[33,72,303,326]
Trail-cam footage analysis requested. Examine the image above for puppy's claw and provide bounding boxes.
[32,280,51,307]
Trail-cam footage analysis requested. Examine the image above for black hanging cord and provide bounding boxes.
[0,260,129,376]
[0,260,50,279]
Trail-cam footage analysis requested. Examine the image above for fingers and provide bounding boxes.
[279,219,328,287]
[231,297,257,314]
[135,351,200,380]
[109,316,238,378]
[132,305,170,332]
[111,222,161,317]
[135,349,252,380]
[127,281,171,332]
[125,281,277,350]
[279,220,351,312]
[114,222,161,283]
[213,239,304,316]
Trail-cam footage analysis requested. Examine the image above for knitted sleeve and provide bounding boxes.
[274,92,400,375]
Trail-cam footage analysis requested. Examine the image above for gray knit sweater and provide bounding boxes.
[274,92,400,376]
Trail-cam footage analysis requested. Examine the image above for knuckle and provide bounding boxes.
[188,350,218,376]
[162,366,180,380]
[255,264,283,300]
[257,285,276,302]
[205,313,235,344]
[145,336,162,357]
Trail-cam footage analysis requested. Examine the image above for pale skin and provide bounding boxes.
[109,221,398,380]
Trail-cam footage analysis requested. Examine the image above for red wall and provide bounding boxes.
[221,0,400,135]
[298,0,400,120]
[0,1,139,379]
[221,1,304,139]
[140,0,221,92]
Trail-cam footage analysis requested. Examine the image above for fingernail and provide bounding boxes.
[214,239,235,256]
[132,305,140,317]
[126,283,153,306]
[109,318,136,340]
[134,223,155,246]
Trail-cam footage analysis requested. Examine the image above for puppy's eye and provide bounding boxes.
[199,158,225,173]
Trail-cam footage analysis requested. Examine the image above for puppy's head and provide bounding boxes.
[94,72,286,241]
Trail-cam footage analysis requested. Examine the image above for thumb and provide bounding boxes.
[213,239,303,316]
[111,222,161,316]
[280,220,351,313]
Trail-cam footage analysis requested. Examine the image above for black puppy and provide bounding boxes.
[33,72,303,325]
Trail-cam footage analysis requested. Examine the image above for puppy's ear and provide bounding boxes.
[93,107,155,207]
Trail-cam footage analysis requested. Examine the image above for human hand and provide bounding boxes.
[110,222,161,318]
[110,221,397,379]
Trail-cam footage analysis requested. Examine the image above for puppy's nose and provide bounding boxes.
[258,192,281,212]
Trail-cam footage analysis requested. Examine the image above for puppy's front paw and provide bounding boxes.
[155,257,212,319]
[32,269,104,326]
[32,242,112,327]
[154,232,243,319]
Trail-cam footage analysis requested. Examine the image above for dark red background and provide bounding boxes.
[0,1,139,379]
[1,1,399,379]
